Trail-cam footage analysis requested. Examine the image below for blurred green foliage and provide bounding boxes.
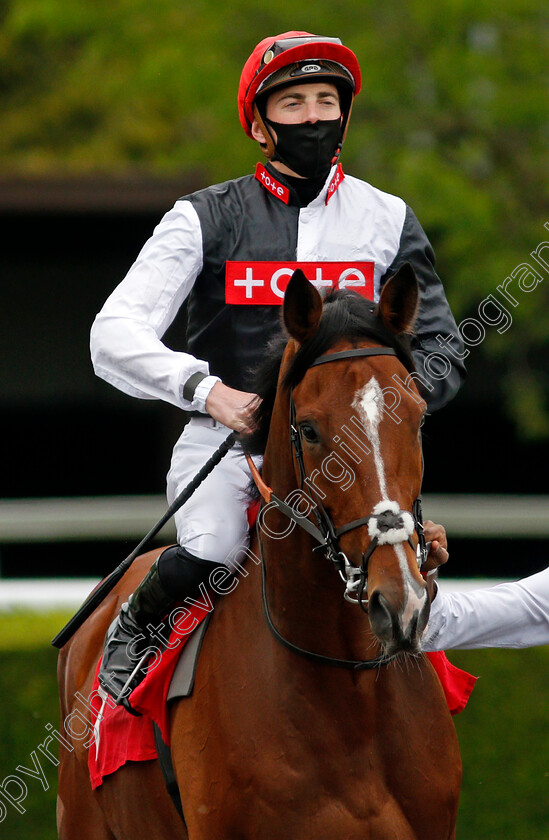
[0,0,548,435]
[0,611,548,838]
[452,646,549,839]
[0,628,61,839]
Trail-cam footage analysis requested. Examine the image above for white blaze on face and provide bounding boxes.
[352,377,388,499]
[395,542,427,632]
[353,378,426,634]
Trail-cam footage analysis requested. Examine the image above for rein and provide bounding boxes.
[246,346,428,671]
[255,519,393,671]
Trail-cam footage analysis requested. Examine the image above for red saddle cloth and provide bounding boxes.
[88,609,476,789]
[88,599,209,789]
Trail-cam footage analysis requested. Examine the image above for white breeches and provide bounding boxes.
[166,417,262,566]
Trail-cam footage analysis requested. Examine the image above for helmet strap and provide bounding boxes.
[252,103,276,159]
[341,98,354,144]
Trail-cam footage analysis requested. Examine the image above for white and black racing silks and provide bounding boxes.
[91,162,465,415]
[183,162,465,412]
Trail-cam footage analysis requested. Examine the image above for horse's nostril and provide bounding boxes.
[368,591,394,643]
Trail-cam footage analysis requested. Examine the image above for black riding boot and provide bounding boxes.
[97,546,218,714]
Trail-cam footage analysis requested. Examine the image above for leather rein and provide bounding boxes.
[246,346,428,672]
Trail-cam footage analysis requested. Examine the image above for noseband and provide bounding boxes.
[247,345,428,671]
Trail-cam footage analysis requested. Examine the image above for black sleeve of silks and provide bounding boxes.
[380,205,466,413]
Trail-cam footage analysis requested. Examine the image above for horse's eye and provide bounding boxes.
[300,423,320,444]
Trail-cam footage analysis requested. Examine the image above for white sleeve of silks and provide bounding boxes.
[90,200,219,412]
[422,567,549,651]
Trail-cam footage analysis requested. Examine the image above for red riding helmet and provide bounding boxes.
[238,31,362,150]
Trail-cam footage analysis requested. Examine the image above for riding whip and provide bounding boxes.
[51,431,238,649]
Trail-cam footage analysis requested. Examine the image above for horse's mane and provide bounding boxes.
[244,289,416,455]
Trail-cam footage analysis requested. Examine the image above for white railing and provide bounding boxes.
[1,494,545,611]
[0,575,507,612]
[0,494,547,542]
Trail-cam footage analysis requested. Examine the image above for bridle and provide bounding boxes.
[246,345,428,671]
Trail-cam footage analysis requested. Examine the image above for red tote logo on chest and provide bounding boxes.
[226,261,374,305]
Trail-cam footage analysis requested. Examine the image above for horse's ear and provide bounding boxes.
[376,263,419,334]
[283,269,323,344]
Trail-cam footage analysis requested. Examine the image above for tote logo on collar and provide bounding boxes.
[226,261,374,305]
[254,162,345,205]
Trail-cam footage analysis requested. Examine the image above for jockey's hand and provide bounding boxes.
[421,520,449,601]
[205,382,261,434]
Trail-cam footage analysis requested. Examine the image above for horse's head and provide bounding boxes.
[274,265,429,657]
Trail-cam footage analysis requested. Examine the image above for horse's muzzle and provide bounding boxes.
[368,585,430,655]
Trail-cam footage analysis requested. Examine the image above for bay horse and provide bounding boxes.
[57,265,461,839]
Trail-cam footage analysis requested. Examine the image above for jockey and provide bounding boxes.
[91,31,466,710]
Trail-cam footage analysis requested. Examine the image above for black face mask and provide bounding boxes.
[266,118,343,179]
